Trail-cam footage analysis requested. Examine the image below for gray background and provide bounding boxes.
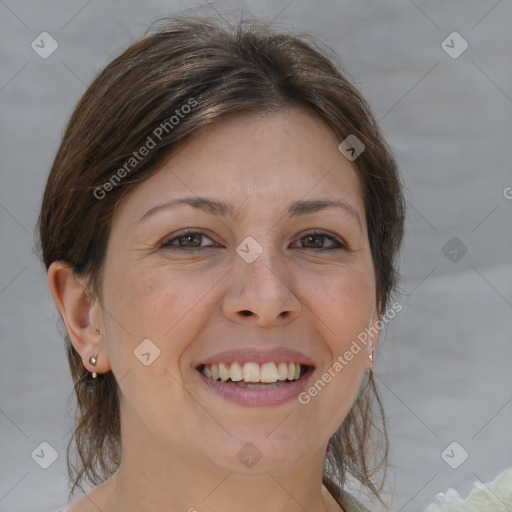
[1,1,511,511]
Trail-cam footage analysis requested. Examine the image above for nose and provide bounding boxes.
[221,250,302,327]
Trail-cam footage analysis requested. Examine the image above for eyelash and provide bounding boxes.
[160,229,346,252]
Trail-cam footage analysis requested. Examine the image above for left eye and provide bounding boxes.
[293,233,344,250]
[162,231,217,249]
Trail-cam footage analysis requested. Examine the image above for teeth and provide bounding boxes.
[219,362,230,382]
[277,362,288,380]
[243,362,260,382]
[260,362,278,383]
[229,362,243,381]
[200,361,306,383]
[287,362,295,380]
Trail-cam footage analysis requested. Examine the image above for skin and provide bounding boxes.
[49,107,380,512]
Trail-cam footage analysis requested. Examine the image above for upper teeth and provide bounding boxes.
[201,362,303,383]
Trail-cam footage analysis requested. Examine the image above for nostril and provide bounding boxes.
[240,310,252,316]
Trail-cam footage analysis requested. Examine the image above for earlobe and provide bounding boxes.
[47,261,111,375]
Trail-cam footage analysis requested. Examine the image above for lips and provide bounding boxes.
[194,346,316,406]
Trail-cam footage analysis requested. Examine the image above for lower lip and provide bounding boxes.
[196,367,315,407]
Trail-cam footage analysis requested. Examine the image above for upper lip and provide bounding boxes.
[195,346,316,368]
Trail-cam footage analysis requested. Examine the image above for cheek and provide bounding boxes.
[99,266,201,413]
[300,263,376,350]
[101,263,220,371]
[295,265,375,431]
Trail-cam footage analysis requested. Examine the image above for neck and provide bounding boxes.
[100,414,340,512]
[109,465,338,512]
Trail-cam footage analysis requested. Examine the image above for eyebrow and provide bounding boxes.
[137,196,362,229]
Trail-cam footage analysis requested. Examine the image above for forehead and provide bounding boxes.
[114,107,365,226]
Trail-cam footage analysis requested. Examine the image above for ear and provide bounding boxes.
[47,261,111,375]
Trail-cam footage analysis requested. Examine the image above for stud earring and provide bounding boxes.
[89,354,98,378]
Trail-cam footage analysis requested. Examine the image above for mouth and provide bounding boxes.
[196,361,312,388]
[194,346,316,406]
[195,359,315,406]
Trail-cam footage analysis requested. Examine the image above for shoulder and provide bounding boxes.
[51,493,94,512]
[337,489,372,512]
[53,475,115,512]
[323,478,372,512]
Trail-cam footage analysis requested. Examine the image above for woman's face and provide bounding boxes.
[98,108,378,475]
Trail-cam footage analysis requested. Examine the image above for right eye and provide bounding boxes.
[160,230,220,251]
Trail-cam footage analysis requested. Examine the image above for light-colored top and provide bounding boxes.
[54,489,371,512]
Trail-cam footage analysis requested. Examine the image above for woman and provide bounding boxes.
[38,16,404,512]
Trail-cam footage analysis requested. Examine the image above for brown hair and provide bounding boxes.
[37,15,404,503]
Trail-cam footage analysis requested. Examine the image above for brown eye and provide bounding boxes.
[301,234,324,248]
[177,233,202,247]
[162,230,218,251]
[294,232,344,250]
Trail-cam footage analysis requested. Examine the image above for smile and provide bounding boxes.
[199,361,308,383]
[196,362,315,406]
